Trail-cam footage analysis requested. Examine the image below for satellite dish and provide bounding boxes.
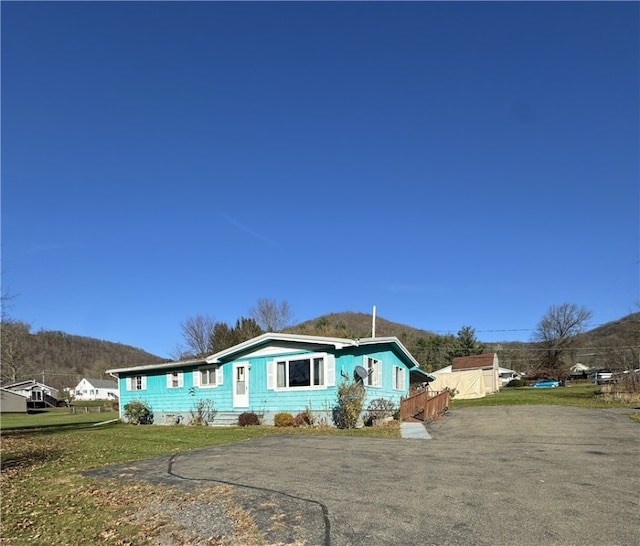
[354,366,369,382]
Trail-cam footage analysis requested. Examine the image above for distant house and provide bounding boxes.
[3,380,60,409]
[107,332,431,425]
[570,363,591,378]
[431,353,501,399]
[73,378,119,401]
[498,367,523,385]
[0,387,28,413]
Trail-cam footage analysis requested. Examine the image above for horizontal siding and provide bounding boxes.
[118,342,414,422]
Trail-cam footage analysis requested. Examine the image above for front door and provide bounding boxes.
[233,363,249,408]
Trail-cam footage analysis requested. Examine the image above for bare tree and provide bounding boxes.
[532,303,592,379]
[179,314,217,358]
[1,320,32,384]
[249,298,294,332]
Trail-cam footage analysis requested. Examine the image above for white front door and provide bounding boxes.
[233,363,249,408]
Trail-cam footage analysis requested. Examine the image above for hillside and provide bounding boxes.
[287,310,639,374]
[1,325,167,391]
[4,311,636,392]
[286,311,437,339]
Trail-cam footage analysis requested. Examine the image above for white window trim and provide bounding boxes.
[193,366,224,389]
[126,375,147,391]
[365,356,383,388]
[267,353,335,391]
[393,365,406,391]
[166,371,184,389]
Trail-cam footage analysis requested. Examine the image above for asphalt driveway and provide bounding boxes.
[87,406,639,546]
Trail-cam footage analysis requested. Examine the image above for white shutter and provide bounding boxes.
[326,356,336,387]
[216,366,224,386]
[166,373,172,388]
[402,367,407,390]
[267,361,275,390]
[178,372,184,388]
[193,369,200,387]
[376,361,382,387]
[141,376,147,390]
[126,377,132,391]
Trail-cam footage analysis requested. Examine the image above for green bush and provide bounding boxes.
[237,411,260,426]
[274,412,295,427]
[333,380,366,429]
[506,379,529,388]
[123,399,153,425]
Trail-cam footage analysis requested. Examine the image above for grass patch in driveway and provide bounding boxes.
[1,413,399,545]
[628,412,640,423]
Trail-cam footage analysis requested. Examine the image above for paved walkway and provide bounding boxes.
[399,421,431,439]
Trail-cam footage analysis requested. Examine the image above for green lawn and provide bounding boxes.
[1,411,399,545]
[2,385,637,545]
[450,383,639,409]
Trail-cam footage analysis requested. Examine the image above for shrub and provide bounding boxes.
[189,398,217,426]
[274,412,295,427]
[123,399,153,425]
[364,398,397,425]
[333,380,366,429]
[294,407,314,427]
[506,379,528,388]
[237,411,260,426]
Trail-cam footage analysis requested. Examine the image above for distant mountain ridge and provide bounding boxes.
[7,311,637,391]
[4,328,167,391]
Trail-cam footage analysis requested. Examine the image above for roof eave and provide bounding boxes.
[205,333,357,364]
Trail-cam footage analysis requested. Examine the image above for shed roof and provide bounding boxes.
[451,353,497,371]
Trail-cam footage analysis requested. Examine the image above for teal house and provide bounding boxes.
[107,333,431,425]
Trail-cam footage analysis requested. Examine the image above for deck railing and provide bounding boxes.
[400,388,450,422]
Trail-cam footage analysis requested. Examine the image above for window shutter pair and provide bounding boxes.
[166,372,184,388]
[126,375,147,390]
[192,367,223,387]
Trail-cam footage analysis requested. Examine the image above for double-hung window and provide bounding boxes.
[193,366,223,388]
[365,357,382,387]
[200,368,217,386]
[166,371,184,389]
[127,375,147,391]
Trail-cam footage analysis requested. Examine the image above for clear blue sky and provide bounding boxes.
[2,2,638,359]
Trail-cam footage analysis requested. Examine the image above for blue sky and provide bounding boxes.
[2,2,638,359]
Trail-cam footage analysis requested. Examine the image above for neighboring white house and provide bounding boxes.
[498,367,523,385]
[570,363,591,377]
[73,378,119,401]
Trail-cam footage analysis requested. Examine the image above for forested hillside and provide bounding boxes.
[1,322,167,391]
[2,310,636,392]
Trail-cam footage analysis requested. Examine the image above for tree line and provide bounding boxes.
[2,284,636,389]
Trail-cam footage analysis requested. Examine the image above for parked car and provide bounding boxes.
[531,379,560,388]
[590,372,613,385]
